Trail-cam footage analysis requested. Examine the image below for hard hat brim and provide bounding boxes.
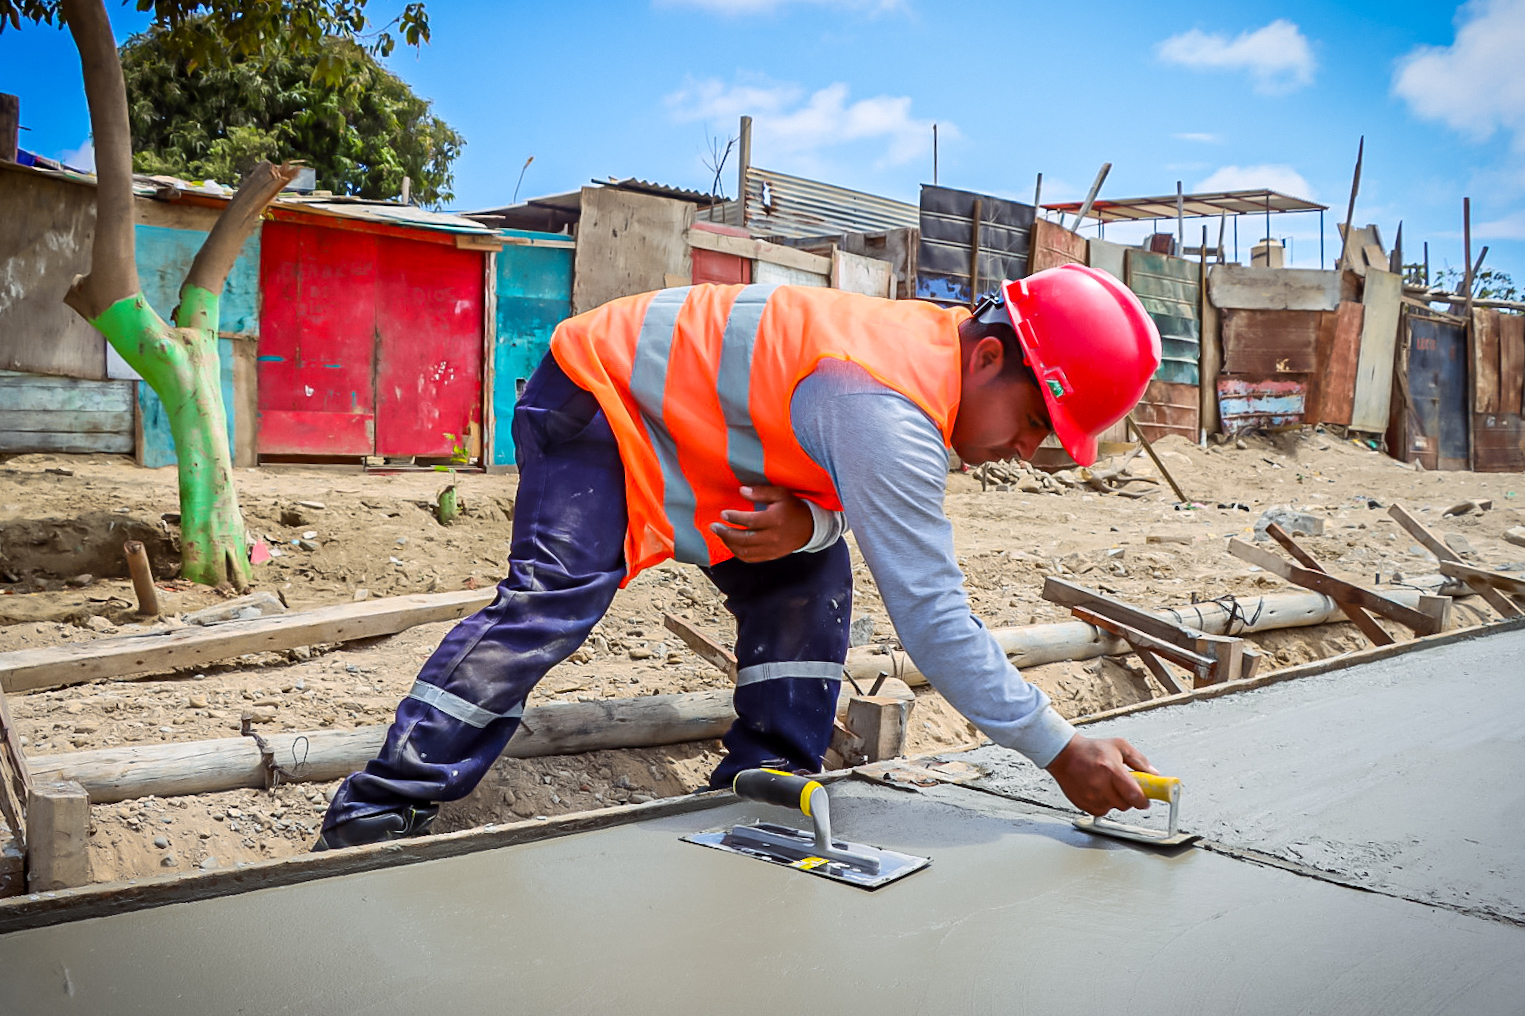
[1045,395,1099,468]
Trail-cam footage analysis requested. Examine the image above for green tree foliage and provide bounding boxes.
[122,20,463,204]
[1430,265,1518,302]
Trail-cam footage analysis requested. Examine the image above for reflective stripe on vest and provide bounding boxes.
[631,287,707,564]
[716,284,778,487]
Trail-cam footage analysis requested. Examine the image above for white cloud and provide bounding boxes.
[1173,132,1221,143]
[1393,0,1525,149]
[666,77,944,168]
[1195,164,1314,198]
[1476,210,1525,240]
[59,139,94,173]
[1157,19,1315,94]
[655,0,901,14]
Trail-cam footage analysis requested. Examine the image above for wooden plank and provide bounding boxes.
[0,431,133,455]
[829,249,893,298]
[0,376,133,412]
[1069,606,1212,684]
[1221,309,1320,374]
[662,614,737,679]
[572,187,694,315]
[24,782,90,892]
[0,679,28,855]
[685,228,831,275]
[1500,314,1524,416]
[1315,302,1362,425]
[1132,646,1188,696]
[1207,265,1341,312]
[1473,412,1525,473]
[0,410,133,434]
[1042,578,1211,651]
[1265,523,1394,646]
[1473,307,1502,414]
[1226,538,1441,634]
[1385,503,1519,620]
[0,589,496,694]
[753,260,828,287]
[1438,560,1525,597]
[1350,268,1402,431]
[1028,219,1088,274]
[1131,379,1198,443]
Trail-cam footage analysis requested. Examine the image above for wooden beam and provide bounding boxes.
[1226,539,1441,635]
[1068,606,1211,685]
[1131,646,1188,696]
[1265,523,1394,646]
[25,781,90,892]
[0,682,30,854]
[1387,504,1522,619]
[832,695,914,767]
[1125,414,1188,502]
[684,228,831,275]
[1042,578,1216,653]
[0,589,495,694]
[662,614,737,680]
[1437,560,1525,598]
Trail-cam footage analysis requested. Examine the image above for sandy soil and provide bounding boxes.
[1,429,1520,885]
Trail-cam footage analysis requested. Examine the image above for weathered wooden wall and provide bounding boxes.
[571,187,693,315]
[1027,220,1087,274]
[0,370,134,454]
[1349,268,1402,432]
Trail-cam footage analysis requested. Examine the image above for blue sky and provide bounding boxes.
[4,1,1522,284]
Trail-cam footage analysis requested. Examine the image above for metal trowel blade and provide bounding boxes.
[1073,814,1199,848]
[682,822,930,890]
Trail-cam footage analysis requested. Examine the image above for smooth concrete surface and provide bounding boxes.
[958,625,1525,923]
[1,781,1523,1016]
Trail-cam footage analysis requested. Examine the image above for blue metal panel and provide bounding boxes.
[1406,316,1469,468]
[492,230,574,466]
[133,225,257,467]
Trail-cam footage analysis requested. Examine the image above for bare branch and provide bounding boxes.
[61,0,139,320]
[183,160,300,299]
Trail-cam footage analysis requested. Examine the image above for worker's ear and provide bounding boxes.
[966,336,1005,382]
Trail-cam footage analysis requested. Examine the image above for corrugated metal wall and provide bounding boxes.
[743,167,917,240]
[916,185,1033,306]
[1125,250,1200,385]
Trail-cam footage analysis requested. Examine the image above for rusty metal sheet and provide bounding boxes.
[1027,219,1087,274]
[1217,377,1306,433]
[1309,302,1362,426]
[1501,313,1524,416]
[1473,413,1525,472]
[1403,315,1470,470]
[1125,250,1200,385]
[1473,308,1502,414]
[915,185,1032,306]
[1133,379,1198,443]
[1221,309,1319,374]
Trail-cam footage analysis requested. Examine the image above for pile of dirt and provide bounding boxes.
[1,432,1521,885]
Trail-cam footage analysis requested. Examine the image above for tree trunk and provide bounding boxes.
[61,0,295,589]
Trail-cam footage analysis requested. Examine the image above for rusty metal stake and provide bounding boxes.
[123,540,159,616]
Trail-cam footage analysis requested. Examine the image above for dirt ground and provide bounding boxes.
[1,428,1520,886]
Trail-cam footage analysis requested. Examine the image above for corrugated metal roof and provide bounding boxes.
[1045,188,1326,223]
[291,199,495,235]
[743,167,917,239]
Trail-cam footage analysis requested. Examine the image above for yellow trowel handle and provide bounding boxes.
[1131,772,1180,803]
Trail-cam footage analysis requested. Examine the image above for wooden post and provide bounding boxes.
[1465,197,1476,470]
[0,93,18,163]
[968,198,982,307]
[831,695,913,767]
[26,781,91,892]
[123,540,159,616]
[1340,136,1363,268]
[1126,414,1188,502]
[737,115,751,227]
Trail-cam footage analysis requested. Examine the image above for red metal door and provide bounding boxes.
[257,222,378,455]
[373,236,483,459]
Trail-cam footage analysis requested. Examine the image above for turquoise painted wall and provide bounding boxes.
[134,224,260,468]
[492,230,574,466]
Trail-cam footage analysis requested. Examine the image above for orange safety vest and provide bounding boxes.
[551,283,968,580]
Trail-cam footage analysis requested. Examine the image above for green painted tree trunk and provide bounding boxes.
[93,286,250,589]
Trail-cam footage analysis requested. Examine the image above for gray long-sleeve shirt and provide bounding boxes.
[789,359,1076,767]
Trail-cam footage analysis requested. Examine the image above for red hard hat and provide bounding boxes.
[999,264,1161,467]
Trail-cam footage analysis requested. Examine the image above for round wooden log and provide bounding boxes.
[28,689,737,804]
[843,588,1428,686]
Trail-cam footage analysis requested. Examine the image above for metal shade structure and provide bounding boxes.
[1043,188,1326,223]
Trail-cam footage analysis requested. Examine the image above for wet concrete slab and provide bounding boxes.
[956,625,1525,923]
[1,780,1523,1016]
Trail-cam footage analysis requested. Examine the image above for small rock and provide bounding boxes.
[1504,526,1525,549]
[1146,533,1192,545]
[848,616,876,647]
[248,706,277,723]
[297,539,320,552]
[297,500,326,510]
[199,857,219,870]
[301,530,318,540]
[188,694,209,708]
[72,721,99,734]
[279,508,309,527]
[85,615,118,633]
[161,853,177,867]
[65,573,94,588]
[1253,507,1324,540]
[629,793,654,804]
[253,696,282,707]
[153,836,169,849]
[1443,533,1479,560]
[1443,499,1492,518]
[510,799,537,818]
[352,588,370,602]
[628,648,653,660]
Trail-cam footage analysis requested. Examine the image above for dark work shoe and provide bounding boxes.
[312,804,440,851]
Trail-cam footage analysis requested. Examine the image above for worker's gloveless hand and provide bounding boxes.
[1044,733,1157,816]
[710,485,814,563]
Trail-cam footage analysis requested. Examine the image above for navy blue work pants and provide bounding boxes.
[325,356,850,827]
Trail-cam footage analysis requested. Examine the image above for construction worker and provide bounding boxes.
[316,265,1163,849]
